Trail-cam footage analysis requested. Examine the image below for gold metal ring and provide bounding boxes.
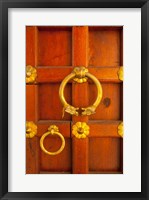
[40,125,65,156]
[59,67,103,117]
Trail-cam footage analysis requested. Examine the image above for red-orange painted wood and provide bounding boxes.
[26,27,36,66]
[89,83,121,120]
[38,83,72,120]
[41,138,71,172]
[89,29,122,67]
[26,85,38,121]
[72,27,89,173]
[37,121,70,137]
[26,27,39,174]
[38,27,72,66]
[37,66,121,83]
[72,137,89,174]
[26,137,40,174]
[88,121,121,137]
[26,26,123,174]
[89,137,122,172]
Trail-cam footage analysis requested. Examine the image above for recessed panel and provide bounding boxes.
[38,83,72,120]
[38,27,72,66]
[89,29,122,67]
[89,83,121,120]
[89,137,122,172]
[41,137,71,172]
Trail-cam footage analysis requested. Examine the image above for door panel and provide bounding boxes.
[41,137,72,172]
[26,26,123,174]
[89,83,121,120]
[89,137,122,172]
[38,27,72,66]
[38,83,72,120]
[89,27,122,67]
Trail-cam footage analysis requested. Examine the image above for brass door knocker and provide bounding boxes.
[40,125,65,156]
[59,67,103,117]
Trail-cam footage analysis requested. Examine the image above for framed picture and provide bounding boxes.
[0,0,148,199]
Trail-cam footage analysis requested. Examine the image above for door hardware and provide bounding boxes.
[26,65,37,84]
[26,121,37,138]
[40,125,65,156]
[117,67,123,81]
[59,67,103,117]
[118,122,123,138]
[72,122,89,139]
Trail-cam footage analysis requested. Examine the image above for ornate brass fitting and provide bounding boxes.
[73,67,88,83]
[117,67,123,81]
[59,67,103,117]
[26,65,37,83]
[26,121,37,138]
[72,122,90,139]
[118,122,123,138]
[40,125,65,156]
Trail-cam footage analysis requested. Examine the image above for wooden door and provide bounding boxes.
[26,26,123,174]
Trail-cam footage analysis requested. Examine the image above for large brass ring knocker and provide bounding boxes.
[59,67,103,117]
[40,125,65,156]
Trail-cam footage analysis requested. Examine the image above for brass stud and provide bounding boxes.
[117,67,123,81]
[118,122,123,138]
[26,65,37,83]
[72,122,90,139]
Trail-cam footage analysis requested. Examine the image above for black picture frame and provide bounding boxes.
[0,0,148,199]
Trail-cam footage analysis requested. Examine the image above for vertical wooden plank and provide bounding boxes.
[72,26,88,67]
[26,85,38,121]
[26,26,39,174]
[72,138,88,174]
[72,26,89,122]
[120,28,123,173]
[26,137,40,174]
[72,26,89,174]
[26,26,36,66]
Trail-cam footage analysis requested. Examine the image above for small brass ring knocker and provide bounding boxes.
[59,67,103,117]
[40,125,65,156]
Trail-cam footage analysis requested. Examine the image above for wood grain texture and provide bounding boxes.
[72,137,88,174]
[41,138,71,172]
[72,26,89,122]
[37,66,121,83]
[26,85,38,121]
[88,121,121,137]
[72,27,89,173]
[72,26,88,67]
[38,27,72,66]
[26,27,40,174]
[26,26,36,66]
[89,83,121,120]
[89,29,121,67]
[26,137,40,174]
[38,83,72,120]
[89,137,121,172]
[26,26,123,174]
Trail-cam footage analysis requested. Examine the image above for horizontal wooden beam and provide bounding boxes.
[89,120,121,137]
[36,66,121,83]
[71,120,122,138]
[36,120,70,138]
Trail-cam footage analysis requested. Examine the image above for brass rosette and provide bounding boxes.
[72,122,90,139]
[117,67,123,81]
[26,121,37,138]
[26,65,37,83]
[118,122,123,138]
